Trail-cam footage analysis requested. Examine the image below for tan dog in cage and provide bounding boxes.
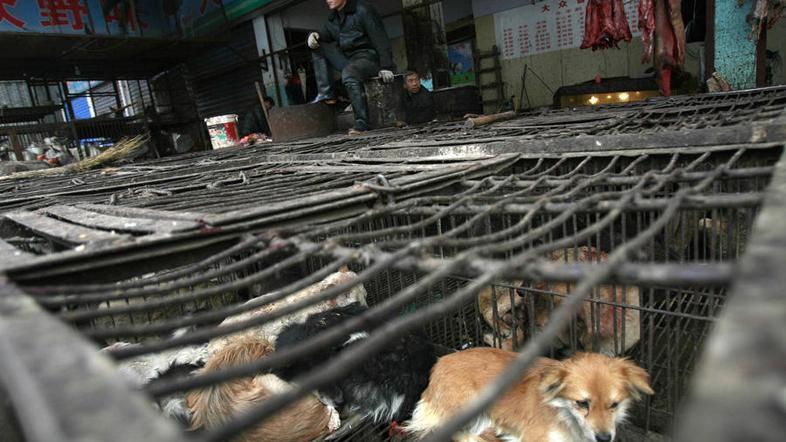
[406,348,654,442]
[186,336,340,442]
[478,247,641,356]
[478,281,525,351]
[533,247,641,356]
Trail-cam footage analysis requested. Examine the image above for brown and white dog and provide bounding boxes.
[406,348,653,442]
[187,336,340,442]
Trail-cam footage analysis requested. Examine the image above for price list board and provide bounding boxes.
[495,0,641,60]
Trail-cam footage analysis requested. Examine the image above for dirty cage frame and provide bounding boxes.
[0,87,786,442]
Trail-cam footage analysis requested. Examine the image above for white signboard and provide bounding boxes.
[494,0,641,60]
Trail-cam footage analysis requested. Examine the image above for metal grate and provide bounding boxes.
[1,144,778,440]
[2,87,785,214]
[1,87,785,442]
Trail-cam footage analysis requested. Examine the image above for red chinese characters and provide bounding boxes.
[534,20,552,52]
[38,0,88,30]
[502,27,514,58]
[518,24,531,55]
[556,12,574,48]
[0,0,25,29]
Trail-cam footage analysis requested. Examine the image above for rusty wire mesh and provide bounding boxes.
[4,144,776,441]
[1,87,786,442]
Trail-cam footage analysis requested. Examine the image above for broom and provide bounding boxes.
[0,134,150,181]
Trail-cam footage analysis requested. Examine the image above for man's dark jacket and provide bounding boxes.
[402,87,436,125]
[319,0,395,70]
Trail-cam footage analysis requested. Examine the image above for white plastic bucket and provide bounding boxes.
[204,114,239,149]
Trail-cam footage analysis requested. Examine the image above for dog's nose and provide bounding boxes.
[595,433,612,442]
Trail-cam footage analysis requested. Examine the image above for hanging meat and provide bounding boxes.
[651,0,685,96]
[582,0,603,49]
[668,0,686,66]
[748,0,786,41]
[580,0,633,51]
[639,0,655,63]
[613,0,633,41]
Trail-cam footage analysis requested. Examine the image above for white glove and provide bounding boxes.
[307,32,320,49]
[379,70,394,83]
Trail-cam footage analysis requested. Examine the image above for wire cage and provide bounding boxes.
[1,142,780,442]
[1,88,786,442]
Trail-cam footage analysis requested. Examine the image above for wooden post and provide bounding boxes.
[756,26,767,87]
[493,45,503,109]
[705,0,715,82]
[255,80,272,135]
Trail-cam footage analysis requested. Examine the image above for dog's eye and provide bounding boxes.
[610,402,619,409]
[575,400,590,409]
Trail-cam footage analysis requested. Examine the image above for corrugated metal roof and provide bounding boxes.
[187,21,263,120]
[0,81,32,108]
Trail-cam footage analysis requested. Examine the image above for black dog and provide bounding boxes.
[274,302,438,424]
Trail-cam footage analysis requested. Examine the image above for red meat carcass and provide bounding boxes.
[582,0,633,51]
[613,0,633,42]
[639,0,655,63]
[654,0,682,95]
[581,0,602,49]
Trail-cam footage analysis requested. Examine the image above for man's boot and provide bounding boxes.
[344,80,369,134]
[310,54,336,104]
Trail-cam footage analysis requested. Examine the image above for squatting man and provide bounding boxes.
[308,0,396,135]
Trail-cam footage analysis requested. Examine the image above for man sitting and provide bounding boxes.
[396,71,436,127]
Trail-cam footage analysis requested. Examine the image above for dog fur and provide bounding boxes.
[101,334,208,427]
[207,267,367,356]
[534,247,641,356]
[407,348,653,442]
[477,281,525,351]
[186,336,340,442]
[275,303,438,425]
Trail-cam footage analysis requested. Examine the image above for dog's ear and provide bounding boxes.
[620,360,655,400]
[539,359,567,399]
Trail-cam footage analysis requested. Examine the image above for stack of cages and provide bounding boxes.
[8,142,779,441]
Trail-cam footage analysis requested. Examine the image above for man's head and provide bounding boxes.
[404,71,421,94]
[326,0,347,10]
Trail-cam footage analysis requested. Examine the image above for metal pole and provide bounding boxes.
[129,0,142,37]
[112,80,123,115]
[61,81,82,159]
[264,15,283,106]
[26,80,37,107]
[88,81,97,118]
[81,0,96,34]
